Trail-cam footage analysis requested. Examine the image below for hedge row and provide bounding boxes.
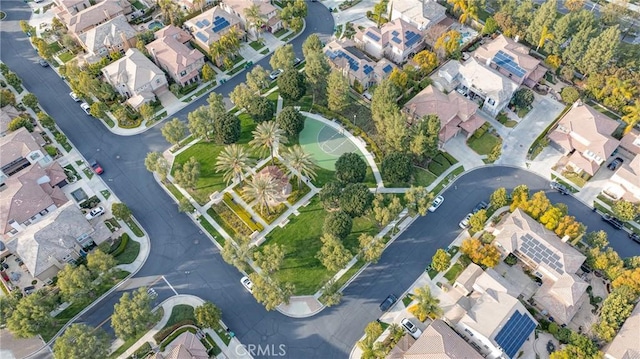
[222,193,264,232]
[428,161,448,176]
[153,320,196,343]
[472,122,491,139]
[428,152,456,176]
[110,233,130,257]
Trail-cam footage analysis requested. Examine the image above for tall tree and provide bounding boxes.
[409,115,440,163]
[525,191,551,220]
[302,34,323,58]
[381,152,413,184]
[246,65,270,93]
[6,289,58,338]
[371,79,400,135]
[215,144,254,185]
[431,248,452,272]
[202,63,216,82]
[434,30,461,58]
[249,121,287,161]
[526,0,557,46]
[358,233,385,263]
[408,285,442,321]
[194,302,222,329]
[222,236,254,272]
[248,273,294,310]
[174,156,201,189]
[413,50,438,74]
[243,171,284,215]
[254,243,285,273]
[335,152,367,183]
[270,44,296,71]
[564,0,585,11]
[319,181,342,209]
[277,69,306,101]
[244,4,266,39]
[282,145,317,186]
[340,183,374,218]
[304,51,330,97]
[404,186,433,216]
[612,199,638,221]
[187,105,214,141]
[579,26,620,75]
[622,102,640,134]
[144,151,169,181]
[54,324,110,359]
[276,106,305,139]
[213,113,241,144]
[468,209,488,233]
[111,288,160,340]
[540,206,563,230]
[57,264,93,302]
[161,118,187,146]
[317,233,352,271]
[324,210,353,239]
[86,249,116,277]
[490,187,508,209]
[327,70,350,112]
[230,83,256,110]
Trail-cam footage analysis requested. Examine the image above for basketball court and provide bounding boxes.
[298,117,362,170]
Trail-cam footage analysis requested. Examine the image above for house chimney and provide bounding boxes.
[120,31,130,50]
[561,235,570,243]
[103,9,111,21]
[150,47,158,64]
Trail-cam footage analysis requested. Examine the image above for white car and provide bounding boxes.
[240,276,253,293]
[80,102,91,115]
[428,195,444,212]
[69,92,81,102]
[269,69,283,80]
[85,206,105,220]
[401,318,422,339]
[459,213,473,229]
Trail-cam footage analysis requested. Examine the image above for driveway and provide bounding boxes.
[443,134,484,170]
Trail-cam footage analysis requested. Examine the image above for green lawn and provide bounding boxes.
[173,113,257,204]
[444,262,465,283]
[165,304,195,328]
[48,41,62,53]
[265,196,377,294]
[115,240,140,264]
[467,132,502,156]
[58,51,74,63]
[249,40,265,51]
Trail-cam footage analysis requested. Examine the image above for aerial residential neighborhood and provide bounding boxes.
[0,0,639,359]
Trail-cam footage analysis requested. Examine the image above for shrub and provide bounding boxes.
[79,195,100,209]
[110,233,130,257]
[152,320,196,343]
[428,161,447,176]
[44,145,58,157]
[561,86,580,104]
[222,193,263,232]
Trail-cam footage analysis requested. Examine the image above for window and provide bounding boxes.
[29,152,41,161]
[39,209,49,216]
[9,229,18,235]
[30,215,37,221]
[180,70,187,76]
[487,98,496,106]
[23,220,31,226]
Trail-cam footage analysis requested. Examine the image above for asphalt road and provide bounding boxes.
[1,2,639,358]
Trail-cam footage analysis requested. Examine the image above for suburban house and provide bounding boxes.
[148,331,209,359]
[77,14,138,62]
[355,18,424,64]
[604,302,640,359]
[454,263,522,298]
[493,209,589,324]
[175,0,216,11]
[0,105,21,137]
[102,49,168,109]
[184,6,243,50]
[146,25,205,86]
[548,101,620,176]
[324,39,397,90]
[387,0,446,31]
[5,202,111,283]
[472,35,546,88]
[403,85,484,144]
[445,266,537,359]
[57,0,131,35]
[605,129,640,202]
[221,0,282,37]
[433,58,518,117]
[401,319,483,358]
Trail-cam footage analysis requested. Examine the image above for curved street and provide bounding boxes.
[1,2,638,358]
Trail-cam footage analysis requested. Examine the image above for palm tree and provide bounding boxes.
[244,4,266,40]
[282,145,317,187]
[249,121,287,163]
[224,27,242,57]
[209,42,226,68]
[215,144,254,185]
[536,26,554,51]
[243,172,283,215]
[448,0,477,24]
[622,102,640,134]
[158,0,180,25]
[408,285,442,321]
[193,0,205,13]
[357,340,384,359]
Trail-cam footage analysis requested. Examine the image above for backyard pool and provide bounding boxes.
[148,20,163,30]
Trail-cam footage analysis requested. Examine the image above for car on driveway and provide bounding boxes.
[428,195,444,212]
[602,214,623,229]
[401,318,422,339]
[86,206,105,220]
[269,69,283,80]
[459,213,473,229]
[379,294,398,311]
[80,102,91,115]
[550,181,570,195]
[240,276,253,293]
[608,157,623,170]
[472,201,488,213]
[90,160,104,175]
[630,232,640,244]
[69,92,81,102]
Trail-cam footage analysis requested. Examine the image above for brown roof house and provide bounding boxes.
[102,49,168,109]
[58,0,131,35]
[355,19,425,64]
[605,129,640,202]
[403,85,484,144]
[493,209,588,324]
[604,302,640,359]
[147,25,205,86]
[0,127,51,178]
[472,34,546,88]
[5,202,111,282]
[77,14,138,62]
[548,101,620,176]
[221,0,282,37]
[148,331,209,359]
[0,105,22,137]
[402,319,482,359]
[184,6,243,50]
[324,39,397,90]
[387,0,446,31]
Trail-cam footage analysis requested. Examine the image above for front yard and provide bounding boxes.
[467,127,502,157]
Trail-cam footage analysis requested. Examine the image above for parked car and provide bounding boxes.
[240,276,253,293]
[69,92,81,102]
[550,181,570,195]
[90,159,104,174]
[602,214,624,230]
[401,318,422,339]
[85,206,105,220]
[379,294,398,311]
[14,257,24,266]
[472,201,489,213]
[459,213,473,229]
[293,57,302,65]
[0,263,8,270]
[428,195,444,212]
[24,286,36,295]
[630,232,640,244]
[80,102,91,115]
[38,58,49,67]
[269,69,283,80]
[608,157,623,170]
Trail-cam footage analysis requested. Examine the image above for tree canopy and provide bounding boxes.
[335,152,367,183]
[340,183,374,217]
[54,324,110,359]
[324,210,353,240]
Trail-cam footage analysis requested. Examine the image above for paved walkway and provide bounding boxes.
[443,134,485,170]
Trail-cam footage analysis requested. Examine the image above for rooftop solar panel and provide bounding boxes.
[495,311,536,358]
[363,65,373,75]
[392,30,399,36]
[494,50,527,78]
[520,234,564,275]
[196,21,204,28]
[201,19,210,26]
[405,31,420,47]
[366,31,380,42]
[392,37,401,44]
[383,64,393,73]
[195,32,208,42]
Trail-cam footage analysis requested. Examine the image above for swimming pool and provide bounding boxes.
[148,20,163,31]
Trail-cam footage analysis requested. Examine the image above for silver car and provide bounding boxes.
[459,213,472,229]
[401,318,422,339]
[428,195,444,212]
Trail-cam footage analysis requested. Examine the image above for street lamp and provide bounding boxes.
[353,114,357,127]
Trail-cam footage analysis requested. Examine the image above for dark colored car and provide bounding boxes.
[38,58,49,67]
[550,181,570,195]
[608,157,623,170]
[0,263,8,270]
[630,232,640,244]
[24,286,35,295]
[602,214,624,230]
[472,201,489,213]
[546,341,555,354]
[14,257,24,266]
[379,294,398,311]
[90,160,104,175]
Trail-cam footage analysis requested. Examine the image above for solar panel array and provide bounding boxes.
[391,36,401,44]
[382,64,393,74]
[195,32,208,42]
[195,21,205,29]
[493,50,527,78]
[405,31,420,47]
[326,50,359,71]
[520,233,564,275]
[363,64,374,75]
[212,15,230,33]
[495,311,536,358]
[366,31,380,41]
[391,30,399,36]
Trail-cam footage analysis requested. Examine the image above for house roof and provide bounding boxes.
[390,0,446,29]
[360,18,423,51]
[66,0,125,34]
[473,34,540,78]
[146,29,203,77]
[458,58,519,103]
[472,267,521,298]
[548,102,620,164]
[103,49,165,94]
[0,105,21,135]
[0,127,43,168]
[566,151,601,176]
[494,209,586,278]
[404,319,482,359]
[454,262,483,293]
[620,129,640,155]
[78,14,137,55]
[611,155,640,199]
[533,273,588,324]
[184,6,242,46]
[149,332,209,359]
[385,334,415,359]
[154,25,192,44]
[324,39,380,81]
[605,302,640,359]
[222,0,277,18]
